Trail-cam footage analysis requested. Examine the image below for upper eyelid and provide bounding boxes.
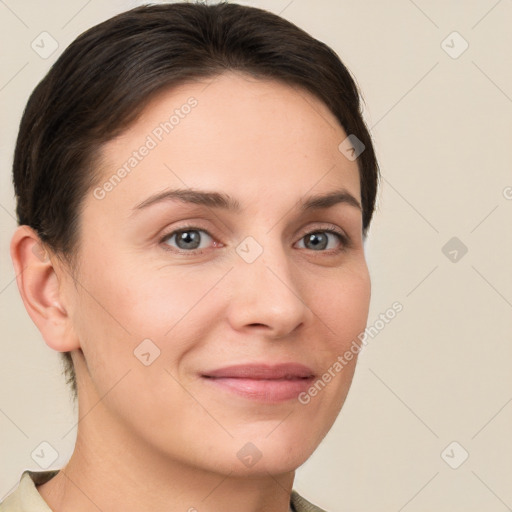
[161,221,347,236]
[160,223,348,246]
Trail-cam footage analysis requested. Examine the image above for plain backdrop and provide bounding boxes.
[1,1,511,511]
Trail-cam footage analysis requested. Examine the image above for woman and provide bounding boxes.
[3,2,379,511]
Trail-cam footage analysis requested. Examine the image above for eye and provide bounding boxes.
[296,228,348,252]
[160,226,218,254]
[159,224,349,255]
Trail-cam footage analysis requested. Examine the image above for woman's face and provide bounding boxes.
[66,71,371,475]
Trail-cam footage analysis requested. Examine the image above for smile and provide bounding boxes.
[201,363,316,402]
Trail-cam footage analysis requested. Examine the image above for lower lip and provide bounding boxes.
[202,376,314,402]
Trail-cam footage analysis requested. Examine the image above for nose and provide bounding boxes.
[226,241,312,339]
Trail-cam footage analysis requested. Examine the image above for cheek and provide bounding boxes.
[72,257,220,368]
[314,264,371,349]
[294,264,370,411]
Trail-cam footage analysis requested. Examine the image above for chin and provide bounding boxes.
[220,452,310,478]
[166,429,319,478]
[226,430,321,476]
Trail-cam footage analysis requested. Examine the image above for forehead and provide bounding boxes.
[93,71,361,216]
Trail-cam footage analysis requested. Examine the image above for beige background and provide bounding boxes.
[1,1,511,510]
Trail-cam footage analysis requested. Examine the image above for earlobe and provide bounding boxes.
[10,225,81,352]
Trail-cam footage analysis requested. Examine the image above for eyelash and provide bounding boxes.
[159,223,350,256]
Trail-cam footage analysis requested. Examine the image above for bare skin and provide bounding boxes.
[11,71,371,512]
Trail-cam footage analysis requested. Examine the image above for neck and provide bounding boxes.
[37,377,295,512]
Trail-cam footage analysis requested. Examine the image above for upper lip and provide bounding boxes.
[201,363,315,380]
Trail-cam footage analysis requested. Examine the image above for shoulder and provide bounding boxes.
[1,471,327,512]
[0,470,58,512]
[291,489,329,512]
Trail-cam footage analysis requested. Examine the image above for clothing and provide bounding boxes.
[0,469,327,512]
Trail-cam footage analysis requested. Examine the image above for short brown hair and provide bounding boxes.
[12,1,380,402]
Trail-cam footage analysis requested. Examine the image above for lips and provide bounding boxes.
[201,363,315,402]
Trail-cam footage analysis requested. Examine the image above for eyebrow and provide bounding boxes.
[130,187,362,216]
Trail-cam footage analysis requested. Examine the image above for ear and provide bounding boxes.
[10,225,81,352]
